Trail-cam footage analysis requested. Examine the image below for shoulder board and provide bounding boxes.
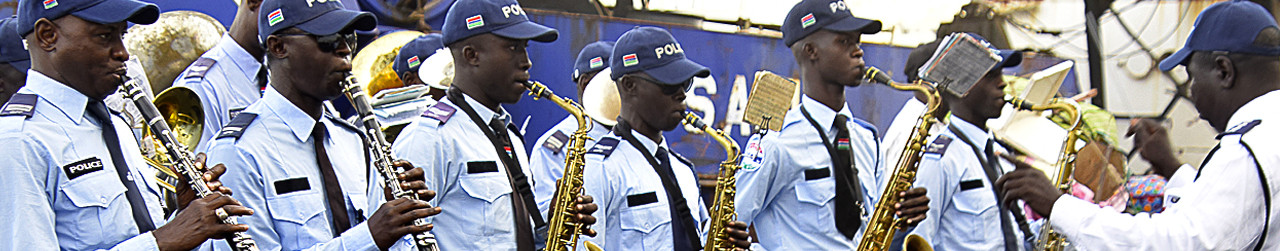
[923,135,952,156]
[183,57,217,79]
[587,137,620,157]
[216,113,258,139]
[671,151,693,167]
[542,130,570,154]
[0,94,38,117]
[421,102,457,124]
[1217,119,1262,139]
[325,112,361,132]
[849,117,879,137]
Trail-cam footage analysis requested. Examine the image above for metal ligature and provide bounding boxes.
[522,80,602,251]
[1004,95,1083,251]
[341,75,441,251]
[118,76,259,251]
[857,67,938,251]
[680,112,743,251]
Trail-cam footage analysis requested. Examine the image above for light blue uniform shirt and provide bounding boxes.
[908,115,1030,251]
[0,70,169,251]
[734,95,882,250]
[530,116,611,214]
[172,34,264,152]
[580,129,710,251]
[390,92,536,251]
[205,86,387,251]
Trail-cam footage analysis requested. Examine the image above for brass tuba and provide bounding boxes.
[352,30,427,97]
[1002,95,1083,251]
[123,11,225,93]
[856,67,937,251]
[680,112,742,251]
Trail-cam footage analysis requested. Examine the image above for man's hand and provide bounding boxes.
[895,187,929,226]
[572,194,599,237]
[1127,118,1181,178]
[724,220,751,250]
[154,193,253,251]
[386,160,435,201]
[176,153,235,211]
[372,160,441,251]
[994,154,1064,217]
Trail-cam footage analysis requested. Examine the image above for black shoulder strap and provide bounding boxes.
[217,113,258,139]
[1241,140,1271,251]
[0,93,38,117]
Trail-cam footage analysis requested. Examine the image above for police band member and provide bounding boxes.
[999,1,1280,250]
[0,0,254,250]
[393,33,447,100]
[882,40,951,179]
[735,0,930,249]
[389,0,598,250]
[0,16,29,104]
[580,26,751,251]
[907,34,1029,250]
[172,0,269,152]
[531,40,615,215]
[205,0,439,250]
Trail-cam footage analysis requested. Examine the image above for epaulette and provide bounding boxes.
[586,137,620,157]
[0,94,37,117]
[923,135,952,156]
[217,113,258,139]
[421,102,456,124]
[671,151,693,167]
[1217,119,1262,139]
[182,57,217,79]
[542,130,570,154]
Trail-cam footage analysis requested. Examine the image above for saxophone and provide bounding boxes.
[680,112,742,251]
[340,75,440,251]
[119,77,260,251]
[856,67,939,251]
[522,80,601,251]
[1003,95,1083,251]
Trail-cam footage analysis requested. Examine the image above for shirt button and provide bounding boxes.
[100,196,108,203]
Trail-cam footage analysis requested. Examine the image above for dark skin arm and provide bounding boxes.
[994,153,1065,218]
[155,153,253,251]
[895,187,930,226]
[373,160,442,251]
[1127,118,1182,178]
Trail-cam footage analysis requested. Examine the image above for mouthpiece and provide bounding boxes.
[1004,94,1039,110]
[864,67,893,85]
[682,111,707,129]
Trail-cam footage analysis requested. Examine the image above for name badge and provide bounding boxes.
[63,157,105,180]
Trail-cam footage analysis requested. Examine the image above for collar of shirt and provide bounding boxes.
[261,85,318,142]
[1226,89,1280,128]
[21,69,91,125]
[628,128,670,158]
[800,94,854,140]
[457,91,510,126]
[215,35,265,87]
[947,113,992,153]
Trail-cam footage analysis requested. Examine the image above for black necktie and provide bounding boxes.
[655,147,699,251]
[832,114,863,239]
[256,66,268,91]
[312,123,351,236]
[86,101,157,233]
[986,139,1019,251]
[488,117,537,251]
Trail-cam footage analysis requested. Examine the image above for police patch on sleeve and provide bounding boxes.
[741,133,765,171]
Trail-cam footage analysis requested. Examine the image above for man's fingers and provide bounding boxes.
[401,181,427,191]
[574,214,597,225]
[396,207,438,223]
[584,229,598,237]
[577,194,594,204]
[907,213,927,224]
[417,189,437,201]
[576,201,599,215]
[214,223,251,235]
[221,205,254,216]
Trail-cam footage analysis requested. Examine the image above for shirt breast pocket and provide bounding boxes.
[794,173,836,232]
[620,199,670,250]
[59,171,129,242]
[950,187,996,242]
[458,171,513,236]
[266,191,327,250]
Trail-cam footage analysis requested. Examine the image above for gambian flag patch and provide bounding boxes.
[268,9,284,26]
[466,15,484,30]
[589,57,604,69]
[42,0,57,9]
[801,13,816,28]
[836,138,850,150]
[622,54,638,67]
[407,56,421,68]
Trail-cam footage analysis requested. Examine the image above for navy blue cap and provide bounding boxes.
[258,0,377,43]
[781,0,881,47]
[573,41,614,81]
[394,33,445,77]
[610,26,710,85]
[17,0,159,36]
[0,16,30,71]
[441,0,557,45]
[1159,0,1280,71]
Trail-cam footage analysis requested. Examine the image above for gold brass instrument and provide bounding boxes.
[123,10,224,93]
[120,76,260,251]
[352,30,427,96]
[341,75,441,251]
[679,112,742,251]
[857,67,938,251]
[523,80,601,251]
[1003,95,1083,251]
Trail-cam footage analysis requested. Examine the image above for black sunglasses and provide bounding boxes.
[277,32,357,52]
[629,74,693,96]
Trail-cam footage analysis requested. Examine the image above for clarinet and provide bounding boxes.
[118,77,260,251]
[340,75,441,251]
